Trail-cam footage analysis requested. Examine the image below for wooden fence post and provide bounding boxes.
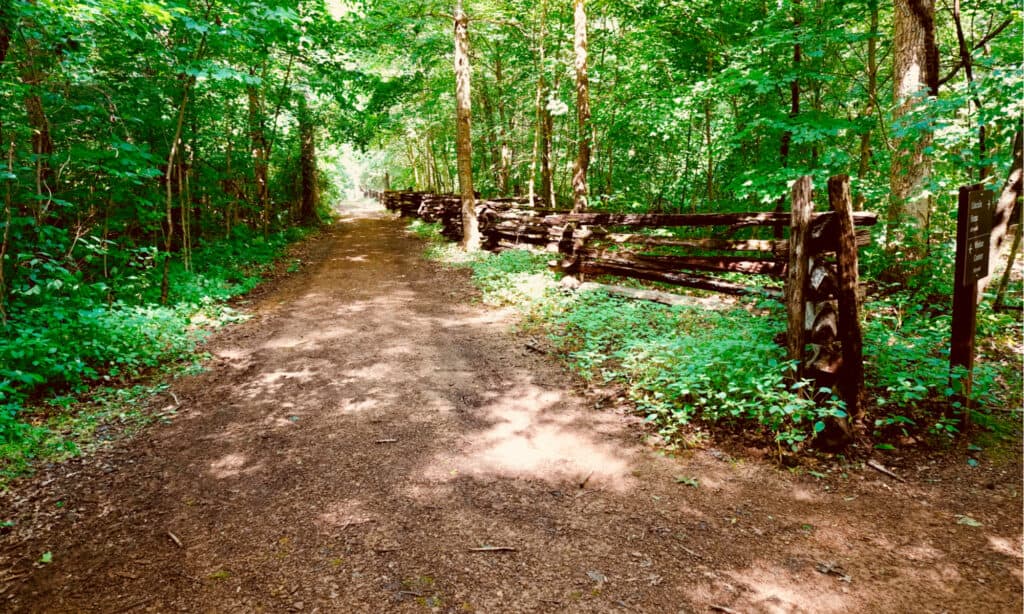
[786,176,813,380]
[828,174,864,421]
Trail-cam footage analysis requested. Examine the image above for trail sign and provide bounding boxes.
[963,188,994,284]
[950,184,995,425]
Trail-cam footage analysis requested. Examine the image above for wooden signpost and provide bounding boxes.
[951,184,996,422]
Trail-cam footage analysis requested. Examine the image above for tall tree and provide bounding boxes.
[454,1,479,250]
[571,0,590,212]
[298,95,318,224]
[888,0,939,239]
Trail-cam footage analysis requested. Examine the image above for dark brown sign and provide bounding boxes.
[963,188,995,285]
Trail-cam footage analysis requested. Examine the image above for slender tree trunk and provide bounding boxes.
[224,122,235,238]
[856,0,879,210]
[454,2,479,250]
[704,99,713,202]
[951,0,987,180]
[298,96,318,224]
[979,128,1023,298]
[479,81,501,189]
[161,81,193,305]
[889,0,938,237]
[0,23,9,64]
[0,141,12,324]
[495,54,511,196]
[682,112,693,212]
[775,0,802,238]
[704,51,714,203]
[178,158,189,271]
[19,34,54,219]
[428,134,446,192]
[571,0,590,212]
[528,26,544,207]
[779,0,800,173]
[541,106,554,207]
[247,83,269,236]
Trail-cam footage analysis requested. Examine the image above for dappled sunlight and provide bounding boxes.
[264,412,306,428]
[261,334,316,350]
[254,368,317,387]
[341,362,394,380]
[317,498,375,529]
[896,541,945,563]
[421,378,637,491]
[433,309,516,329]
[788,485,821,503]
[722,564,853,614]
[333,396,380,414]
[988,535,1023,559]
[208,452,261,479]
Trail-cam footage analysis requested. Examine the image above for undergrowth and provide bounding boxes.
[0,226,311,485]
[417,224,1022,452]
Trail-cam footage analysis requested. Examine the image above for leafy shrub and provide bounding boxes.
[0,226,309,447]
[550,291,844,449]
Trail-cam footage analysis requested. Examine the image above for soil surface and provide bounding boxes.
[1,201,1021,613]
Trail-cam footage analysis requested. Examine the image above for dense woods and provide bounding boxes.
[0,0,1021,465]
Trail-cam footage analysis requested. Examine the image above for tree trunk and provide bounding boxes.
[779,0,801,174]
[18,33,55,218]
[888,0,938,235]
[247,83,269,236]
[161,82,193,305]
[0,23,10,64]
[0,142,12,324]
[979,128,1023,298]
[704,98,713,202]
[298,96,318,224]
[495,54,511,196]
[951,0,987,180]
[775,0,802,239]
[571,0,590,212]
[541,104,554,208]
[856,0,879,210]
[480,81,501,187]
[454,2,479,250]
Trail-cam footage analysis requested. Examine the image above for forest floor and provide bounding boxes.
[1,200,1021,613]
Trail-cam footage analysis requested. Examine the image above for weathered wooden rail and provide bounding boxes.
[367,176,874,444]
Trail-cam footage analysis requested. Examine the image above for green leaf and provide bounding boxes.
[39,551,53,564]
[956,515,982,527]
[674,475,699,488]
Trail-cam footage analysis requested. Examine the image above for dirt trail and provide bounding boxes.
[2,202,1021,613]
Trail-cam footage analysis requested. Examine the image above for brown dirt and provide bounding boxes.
[1,202,1021,613]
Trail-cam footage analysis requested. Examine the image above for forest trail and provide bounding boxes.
[2,201,1020,613]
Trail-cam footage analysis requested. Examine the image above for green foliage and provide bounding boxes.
[407,220,444,242]
[0,227,306,474]
[550,291,845,449]
[463,249,557,307]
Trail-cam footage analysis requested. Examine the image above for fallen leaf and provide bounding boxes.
[956,515,983,527]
